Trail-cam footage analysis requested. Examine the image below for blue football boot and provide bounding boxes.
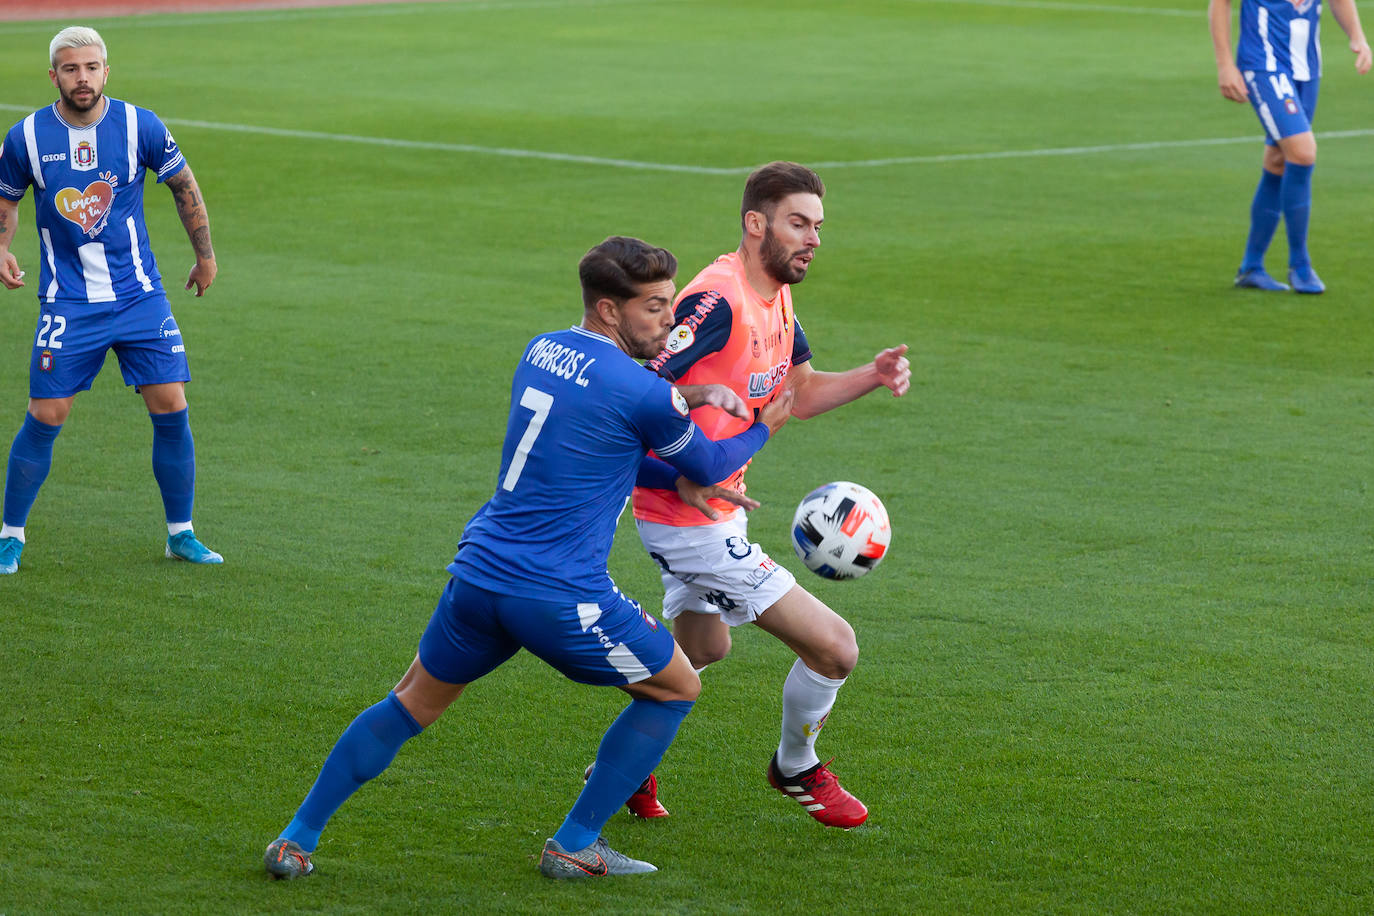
[1234,267,1290,291]
[166,530,224,564]
[0,536,22,574]
[1288,265,1325,294]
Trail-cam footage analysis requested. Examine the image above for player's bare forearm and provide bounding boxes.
[1328,0,1372,72]
[167,167,217,295]
[789,365,885,419]
[167,167,214,260]
[0,197,24,290]
[788,345,911,420]
[1207,0,1249,100]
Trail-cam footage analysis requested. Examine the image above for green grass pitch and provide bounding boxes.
[0,0,1371,912]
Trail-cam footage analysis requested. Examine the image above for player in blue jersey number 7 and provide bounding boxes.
[263,236,794,880]
[1209,0,1370,293]
[0,27,223,573]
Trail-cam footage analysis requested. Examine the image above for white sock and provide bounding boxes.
[776,658,846,776]
[167,521,194,536]
[0,524,25,543]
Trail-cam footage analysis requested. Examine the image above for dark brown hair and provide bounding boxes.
[579,236,678,309]
[740,161,825,228]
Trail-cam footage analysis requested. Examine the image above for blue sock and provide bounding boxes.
[150,408,196,524]
[1240,169,1283,272]
[553,698,693,852]
[279,692,423,853]
[1280,162,1315,270]
[4,413,62,528]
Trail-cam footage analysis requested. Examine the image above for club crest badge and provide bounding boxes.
[72,139,97,171]
[39,350,53,372]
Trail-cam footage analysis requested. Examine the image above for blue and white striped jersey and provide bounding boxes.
[1236,0,1323,80]
[0,98,186,305]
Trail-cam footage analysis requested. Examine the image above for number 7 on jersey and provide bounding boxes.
[501,386,553,492]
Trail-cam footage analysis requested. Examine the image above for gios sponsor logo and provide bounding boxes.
[41,153,67,163]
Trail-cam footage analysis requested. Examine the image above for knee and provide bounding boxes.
[1284,139,1317,168]
[656,666,701,704]
[675,674,702,704]
[684,643,730,669]
[27,403,69,427]
[807,628,858,680]
[679,631,731,670]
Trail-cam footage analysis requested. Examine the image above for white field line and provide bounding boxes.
[0,0,667,30]
[909,0,1205,18]
[2,103,1370,174]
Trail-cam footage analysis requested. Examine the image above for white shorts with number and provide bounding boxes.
[636,515,797,628]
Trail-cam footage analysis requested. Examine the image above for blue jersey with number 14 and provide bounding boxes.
[450,326,716,603]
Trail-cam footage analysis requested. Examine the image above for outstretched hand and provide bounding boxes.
[675,477,761,521]
[874,344,911,397]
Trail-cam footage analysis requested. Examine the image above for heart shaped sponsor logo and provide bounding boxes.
[55,181,114,236]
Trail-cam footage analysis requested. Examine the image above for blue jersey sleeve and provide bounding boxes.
[140,109,186,184]
[646,290,735,381]
[636,455,681,490]
[629,377,769,485]
[662,422,768,485]
[0,127,30,201]
[793,317,812,366]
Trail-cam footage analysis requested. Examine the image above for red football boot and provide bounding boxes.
[583,765,669,818]
[767,755,868,828]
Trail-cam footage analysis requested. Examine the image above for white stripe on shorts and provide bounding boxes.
[606,642,650,683]
[577,602,602,631]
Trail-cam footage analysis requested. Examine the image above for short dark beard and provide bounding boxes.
[625,330,666,361]
[760,223,808,286]
[60,86,102,113]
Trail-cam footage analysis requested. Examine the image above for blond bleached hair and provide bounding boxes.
[49,26,107,69]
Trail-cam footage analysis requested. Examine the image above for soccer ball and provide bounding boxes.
[790,481,891,580]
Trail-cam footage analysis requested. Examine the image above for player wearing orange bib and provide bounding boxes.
[629,162,910,828]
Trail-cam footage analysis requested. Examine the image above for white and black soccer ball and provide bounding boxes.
[790,481,891,580]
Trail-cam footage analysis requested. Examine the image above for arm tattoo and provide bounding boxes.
[167,169,214,259]
[189,226,213,260]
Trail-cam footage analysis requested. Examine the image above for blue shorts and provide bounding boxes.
[1243,70,1319,145]
[28,291,191,398]
[417,576,675,687]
